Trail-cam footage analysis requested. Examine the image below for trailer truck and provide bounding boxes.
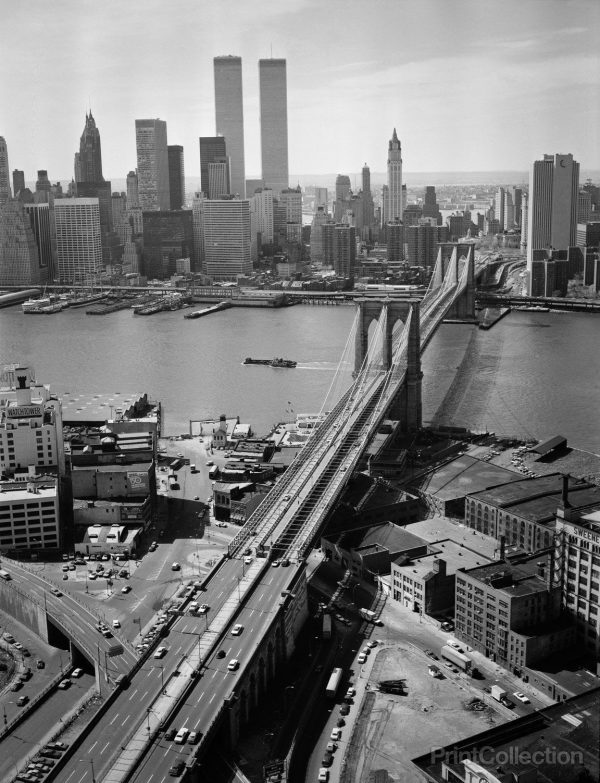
[359,608,377,622]
[441,645,472,673]
[325,667,343,698]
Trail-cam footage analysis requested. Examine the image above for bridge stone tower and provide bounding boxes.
[430,242,476,320]
[354,298,422,432]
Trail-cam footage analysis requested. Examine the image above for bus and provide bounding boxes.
[325,667,343,698]
[0,570,11,581]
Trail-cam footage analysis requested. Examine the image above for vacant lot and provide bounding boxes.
[342,642,503,783]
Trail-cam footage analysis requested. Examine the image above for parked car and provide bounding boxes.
[357,653,367,664]
[71,668,83,678]
[330,727,341,741]
[17,695,29,706]
[36,659,45,669]
[57,679,71,689]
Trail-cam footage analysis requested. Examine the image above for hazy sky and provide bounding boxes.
[2,0,599,182]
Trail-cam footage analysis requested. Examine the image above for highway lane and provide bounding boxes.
[128,563,298,783]
[54,556,266,783]
[0,560,136,675]
[0,671,96,783]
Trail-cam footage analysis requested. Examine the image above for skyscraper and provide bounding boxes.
[54,198,103,282]
[214,56,245,198]
[0,137,12,207]
[135,119,170,211]
[167,145,185,210]
[387,129,403,221]
[75,111,104,183]
[12,169,25,196]
[259,59,289,195]
[200,137,230,198]
[0,200,47,286]
[202,198,252,280]
[527,153,579,292]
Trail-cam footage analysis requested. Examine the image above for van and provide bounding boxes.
[174,727,189,744]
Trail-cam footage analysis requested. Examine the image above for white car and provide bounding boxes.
[330,727,341,741]
[198,604,209,614]
[71,668,83,678]
[231,624,244,636]
[153,646,167,659]
[447,639,461,649]
[318,769,329,782]
[514,691,530,704]
[244,556,253,565]
[112,620,121,628]
[357,653,367,664]
[367,640,378,648]
[227,659,239,671]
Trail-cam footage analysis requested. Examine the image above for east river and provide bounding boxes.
[0,303,599,454]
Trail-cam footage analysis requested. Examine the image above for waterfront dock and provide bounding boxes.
[184,301,232,319]
[478,306,511,330]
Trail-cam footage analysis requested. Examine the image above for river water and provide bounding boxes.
[0,304,598,454]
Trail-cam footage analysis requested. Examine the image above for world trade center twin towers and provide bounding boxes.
[213,56,289,198]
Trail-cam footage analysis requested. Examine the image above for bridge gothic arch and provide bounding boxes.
[354,299,422,432]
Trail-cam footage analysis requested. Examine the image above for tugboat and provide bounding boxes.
[244,357,297,368]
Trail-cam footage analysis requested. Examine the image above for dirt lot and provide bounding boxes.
[341,642,503,783]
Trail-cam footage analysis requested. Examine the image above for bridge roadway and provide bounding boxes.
[18,263,468,781]
[0,559,136,677]
[55,558,297,783]
[118,275,470,780]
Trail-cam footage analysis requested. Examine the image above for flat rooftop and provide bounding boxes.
[60,391,157,424]
[412,686,600,783]
[470,474,600,522]
[462,555,552,598]
[394,539,492,579]
[421,454,523,502]
[404,516,500,561]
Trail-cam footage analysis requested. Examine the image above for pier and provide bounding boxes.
[184,300,232,319]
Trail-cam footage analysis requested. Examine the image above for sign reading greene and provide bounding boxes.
[7,405,42,418]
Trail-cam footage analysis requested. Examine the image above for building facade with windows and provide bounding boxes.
[454,554,575,672]
[0,482,60,552]
[464,474,600,555]
[259,58,288,195]
[135,119,170,211]
[54,198,103,283]
[202,198,252,280]
[554,506,600,657]
[214,56,245,198]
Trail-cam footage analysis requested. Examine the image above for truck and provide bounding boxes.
[359,608,377,622]
[325,667,343,698]
[441,645,472,673]
[322,613,332,641]
[490,685,507,702]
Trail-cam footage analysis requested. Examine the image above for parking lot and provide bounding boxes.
[340,640,505,782]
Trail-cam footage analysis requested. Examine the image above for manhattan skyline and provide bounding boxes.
[1,0,599,181]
